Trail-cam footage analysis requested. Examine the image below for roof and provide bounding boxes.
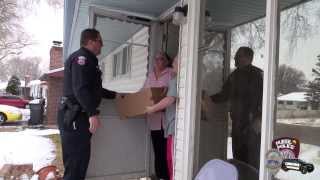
[278,92,308,102]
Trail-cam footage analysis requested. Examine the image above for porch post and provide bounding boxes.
[260,0,280,180]
[176,0,201,179]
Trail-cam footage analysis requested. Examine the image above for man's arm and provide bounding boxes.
[210,75,231,103]
[249,71,263,117]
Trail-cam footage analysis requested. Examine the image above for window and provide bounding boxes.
[112,45,132,78]
[286,101,293,105]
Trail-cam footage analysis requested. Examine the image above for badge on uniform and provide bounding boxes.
[77,56,86,65]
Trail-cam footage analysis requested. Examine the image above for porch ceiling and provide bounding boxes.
[91,0,179,17]
[87,0,306,57]
[206,0,306,28]
[95,16,144,58]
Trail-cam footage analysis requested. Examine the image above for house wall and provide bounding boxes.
[46,46,63,125]
[46,77,63,125]
[68,0,90,55]
[102,27,149,92]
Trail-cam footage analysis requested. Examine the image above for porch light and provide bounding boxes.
[172,5,188,25]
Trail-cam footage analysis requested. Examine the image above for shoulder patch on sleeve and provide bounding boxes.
[77,56,87,65]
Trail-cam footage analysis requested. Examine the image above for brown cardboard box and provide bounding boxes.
[116,88,167,119]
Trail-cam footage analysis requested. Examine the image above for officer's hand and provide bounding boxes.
[89,115,101,134]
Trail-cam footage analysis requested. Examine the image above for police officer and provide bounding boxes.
[210,47,263,169]
[58,28,116,180]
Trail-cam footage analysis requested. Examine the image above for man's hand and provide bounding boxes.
[89,115,101,134]
[145,106,156,114]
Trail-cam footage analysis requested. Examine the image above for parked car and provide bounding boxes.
[0,104,22,125]
[0,95,29,108]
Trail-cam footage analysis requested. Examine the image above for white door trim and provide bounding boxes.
[181,0,202,179]
[260,0,280,180]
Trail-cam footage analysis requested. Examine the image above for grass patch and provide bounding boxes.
[45,134,64,175]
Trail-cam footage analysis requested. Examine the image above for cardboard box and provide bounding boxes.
[116,88,167,119]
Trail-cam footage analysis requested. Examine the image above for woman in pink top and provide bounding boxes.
[144,52,173,180]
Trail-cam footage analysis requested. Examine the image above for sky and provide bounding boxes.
[20,1,63,73]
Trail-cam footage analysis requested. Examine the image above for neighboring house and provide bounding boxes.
[27,80,48,100]
[41,42,64,125]
[278,92,309,110]
[64,0,309,180]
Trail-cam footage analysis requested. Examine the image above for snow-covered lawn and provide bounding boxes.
[277,118,320,127]
[0,129,59,172]
[227,137,320,180]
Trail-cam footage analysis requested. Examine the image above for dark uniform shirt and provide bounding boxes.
[63,47,115,117]
[211,64,263,131]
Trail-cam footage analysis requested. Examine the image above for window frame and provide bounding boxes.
[112,44,132,79]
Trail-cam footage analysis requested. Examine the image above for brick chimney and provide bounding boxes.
[49,41,63,70]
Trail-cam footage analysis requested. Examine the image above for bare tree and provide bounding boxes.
[0,0,63,61]
[232,1,320,58]
[277,64,306,95]
[281,3,314,56]
[4,57,42,80]
[0,0,31,61]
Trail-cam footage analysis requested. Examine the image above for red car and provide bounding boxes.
[0,95,29,108]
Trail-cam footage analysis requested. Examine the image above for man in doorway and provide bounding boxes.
[209,46,263,169]
[58,28,116,180]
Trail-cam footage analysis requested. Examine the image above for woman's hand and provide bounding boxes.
[145,106,156,114]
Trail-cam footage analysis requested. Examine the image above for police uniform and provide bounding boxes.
[58,47,115,180]
[211,64,263,169]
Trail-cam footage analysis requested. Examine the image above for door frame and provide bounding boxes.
[181,0,281,180]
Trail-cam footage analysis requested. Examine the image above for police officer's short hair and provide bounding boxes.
[239,46,254,61]
[80,28,100,46]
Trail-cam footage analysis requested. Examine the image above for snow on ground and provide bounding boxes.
[277,118,320,127]
[0,128,59,172]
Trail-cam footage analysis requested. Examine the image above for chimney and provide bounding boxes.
[50,41,63,70]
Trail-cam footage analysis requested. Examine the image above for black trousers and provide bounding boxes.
[58,109,92,180]
[151,130,169,179]
[232,129,261,170]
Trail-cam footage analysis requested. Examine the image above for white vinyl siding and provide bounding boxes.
[68,0,90,55]
[102,27,149,93]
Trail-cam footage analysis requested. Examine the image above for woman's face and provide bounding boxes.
[154,54,168,71]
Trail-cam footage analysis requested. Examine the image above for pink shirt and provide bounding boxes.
[144,67,173,130]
